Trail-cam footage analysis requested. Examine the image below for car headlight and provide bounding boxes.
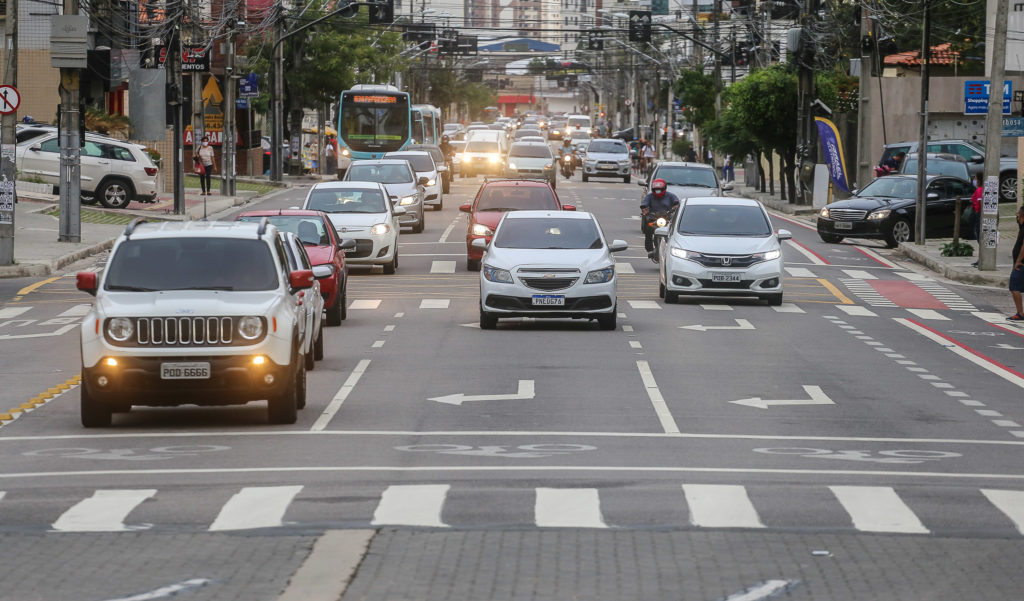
[471,223,494,237]
[371,223,391,235]
[488,154,501,163]
[671,247,701,260]
[584,266,615,284]
[399,195,418,206]
[238,316,264,340]
[655,217,668,228]
[106,317,134,342]
[753,249,782,261]
[507,162,517,170]
[619,159,632,166]
[427,178,436,186]
[819,207,830,218]
[544,163,552,169]
[482,264,513,283]
[867,209,891,220]
[341,148,350,157]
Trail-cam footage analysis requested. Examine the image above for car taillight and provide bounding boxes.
[144,167,158,176]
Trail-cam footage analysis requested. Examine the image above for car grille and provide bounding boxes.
[828,208,868,221]
[486,295,613,311]
[692,255,761,268]
[520,277,579,291]
[696,279,754,290]
[595,161,621,169]
[347,239,374,258]
[106,316,266,347]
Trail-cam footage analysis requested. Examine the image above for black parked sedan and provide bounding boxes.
[816,174,974,248]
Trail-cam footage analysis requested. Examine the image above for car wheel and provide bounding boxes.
[340,279,348,321]
[624,174,631,184]
[764,293,784,306]
[313,324,324,361]
[1000,172,1018,203]
[383,253,397,274]
[325,291,343,326]
[885,218,913,248]
[97,179,133,209]
[818,232,844,243]
[550,177,557,189]
[665,290,679,304]
[659,282,666,298]
[268,353,302,423]
[80,381,112,428]
[479,306,498,329]
[442,179,451,194]
[582,174,589,182]
[80,194,99,206]
[304,338,315,371]
[597,307,617,331]
[414,215,424,233]
[467,258,480,272]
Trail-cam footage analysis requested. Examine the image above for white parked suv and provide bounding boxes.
[75,218,313,427]
[17,132,159,208]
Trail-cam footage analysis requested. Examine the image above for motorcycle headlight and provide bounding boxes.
[563,155,573,163]
[507,162,517,170]
[655,217,668,228]
[753,249,782,261]
[584,266,615,284]
[106,317,134,342]
[819,207,830,218]
[867,209,891,220]
[482,264,513,283]
[471,223,494,237]
[371,223,391,235]
[399,195,418,206]
[238,316,264,340]
[671,247,700,260]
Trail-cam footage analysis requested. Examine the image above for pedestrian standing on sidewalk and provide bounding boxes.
[196,137,216,196]
[1007,206,1024,321]
[723,154,734,183]
[971,174,983,242]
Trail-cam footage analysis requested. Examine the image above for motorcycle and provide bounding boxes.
[560,151,576,179]
[642,208,676,263]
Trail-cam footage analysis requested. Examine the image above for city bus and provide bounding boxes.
[411,104,441,145]
[337,84,412,160]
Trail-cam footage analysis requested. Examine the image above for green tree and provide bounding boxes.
[673,68,716,129]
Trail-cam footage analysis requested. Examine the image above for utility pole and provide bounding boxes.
[57,1,82,242]
[270,3,284,182]
[0,0,17,265]
[221,12,236,197]
[170,19,185,214]
[979,0,1009,270]
[913,0,930,244]
[712,0,722,118]
[855,4,874,190]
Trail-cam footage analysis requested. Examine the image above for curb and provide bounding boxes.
[898,243,1008,288]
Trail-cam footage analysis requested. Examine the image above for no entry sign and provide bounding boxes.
[0,86,20,115]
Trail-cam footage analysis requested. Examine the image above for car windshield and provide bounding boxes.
[857,177,917,199]
[494,218,602,249]
[475,186,558,212]
[236,215,330,246]
[515,130,541,138]
[105,238,279,292]
[408,146,444,162]
[568,117,590,128]
[901,158,968,180]
[347,163,412,184]
[654,166,719,188]
[509,145,551,158]
[305,188,387,213]
[385,153,434,172]
[587,141,628,154]
[677,204,772,237]
[466,141,500,153]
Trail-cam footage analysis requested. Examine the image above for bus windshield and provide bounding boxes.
[340,93,410,154]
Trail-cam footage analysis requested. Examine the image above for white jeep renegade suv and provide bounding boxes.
[76,218,313,426]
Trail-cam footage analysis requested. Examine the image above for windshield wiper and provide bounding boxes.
[480,207,515,212]
[106,285,158,292]
[678,183,714,188]
[167,286,235,291]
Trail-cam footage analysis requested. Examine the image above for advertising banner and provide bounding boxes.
[814,117,850,193]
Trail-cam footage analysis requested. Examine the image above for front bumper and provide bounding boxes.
[424,183,443,206]
[816,217,886,239]
[583,163,631,177]
[663,256,783,298]
[344,233,397,265]
[81,354,293,406]
[463,157,503,175]
[480,277,617,317]
[505,167,554,181]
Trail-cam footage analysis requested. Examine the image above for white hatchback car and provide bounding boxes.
[383,150,443,210]
[476,210,627,330]
[656,197,791,305]
[301,181,405,274]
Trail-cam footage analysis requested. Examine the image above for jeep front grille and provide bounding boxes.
[105,316,265,347]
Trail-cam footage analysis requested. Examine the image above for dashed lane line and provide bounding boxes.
[311,359,371,432]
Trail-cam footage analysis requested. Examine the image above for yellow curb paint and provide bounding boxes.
[16,275,61,297]
[0,414,12,421]
[46,387,61,395]
[38,393,54,400]
[19,403,35,410]
[56,384,70,390]
[9,408,22,414]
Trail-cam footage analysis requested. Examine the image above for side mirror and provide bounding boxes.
[638,180,648,188]
[608,240,628,253]
[459,203,472,213]
[418,176,429,186]
[851,188,859,195]
[777,229,793,241]
[970,154,984,163]
[30,145,41,152]
[721,182,734,191]
[562,204,576,211]
[654,226,669,237]
[927,192,939,200]
[393,206,407,216]
[338,239,357,250]
[311,264,334,279]
[76,272,98,296]
[471,238,489,250]
[289,269,314,290]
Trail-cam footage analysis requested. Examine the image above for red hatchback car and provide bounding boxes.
[235,209,354,325]
[459,179,574,271]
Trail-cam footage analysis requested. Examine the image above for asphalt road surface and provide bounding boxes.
[1,171,1024,601]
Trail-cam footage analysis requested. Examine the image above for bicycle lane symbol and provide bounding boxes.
[395,444,597,459]
[22,445,230,461]
[753,447,962,464]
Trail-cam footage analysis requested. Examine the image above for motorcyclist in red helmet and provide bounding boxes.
[640,178,681,254]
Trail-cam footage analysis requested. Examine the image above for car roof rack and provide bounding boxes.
[123,218,148,240]
[256,217,270,240]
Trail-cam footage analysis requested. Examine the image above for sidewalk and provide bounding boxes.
[0,179,293,279]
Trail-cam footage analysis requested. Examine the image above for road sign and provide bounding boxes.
[0,86,20,115]
[1002,116,1024,137]
[964,80,1011,115]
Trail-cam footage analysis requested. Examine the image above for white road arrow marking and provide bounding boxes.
[730,385,834,409]
[993,343,1024,350]
[680,319,755,332]
[429,380,535,405]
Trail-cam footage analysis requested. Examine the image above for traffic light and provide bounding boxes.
[368,0,393,24]
[587,34,604,51]
[628,10,652,44]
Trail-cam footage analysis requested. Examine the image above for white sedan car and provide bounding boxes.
[657,197,791,305]
[301,181,405,274]
[475,210,628,330]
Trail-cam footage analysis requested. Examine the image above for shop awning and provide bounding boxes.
[497,95,536,104]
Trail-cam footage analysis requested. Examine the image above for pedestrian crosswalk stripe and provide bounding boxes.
[772,303,805,313]
[829,486,929,534]
[0,491,5,502]
[430,261,456,274]
[906,308,950,321]
[51,489,156,532]
[372,485,449,527]
[614,262,635,274]
[0,306,32,319]
[913,282,977,311]
[836,305,877,317]
[57,304,93,318]
[419,299,451,309]
[626,300,661,310]
[840,278,898,307]
[898,272,933,281]
[981,489,1024,535]
[535,488,607,528]
[785,267,816,278]
[842,269,877,280]
[682,484,764,529]
[349,299,382,310]
[209,486,304,531]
